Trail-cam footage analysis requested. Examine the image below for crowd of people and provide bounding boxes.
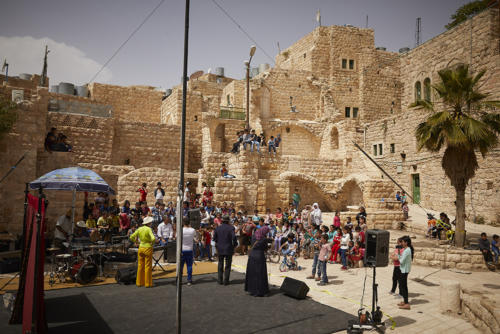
[230,129,282,155]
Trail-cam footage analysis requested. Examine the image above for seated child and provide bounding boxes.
[349,241,364,268]
[280,234,298,266]
[346,240,355,267]
[492,234,499,264]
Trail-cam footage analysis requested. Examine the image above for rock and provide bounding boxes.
[456,263,472,271]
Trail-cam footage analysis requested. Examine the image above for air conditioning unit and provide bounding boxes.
[12,90,24,103]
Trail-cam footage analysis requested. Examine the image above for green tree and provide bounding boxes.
[0,95,18,138]
[411,65,500,247]
[445,0,489,30]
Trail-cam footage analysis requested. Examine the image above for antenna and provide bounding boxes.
[40,45,49,86]
[365,15,368,28]
[415,17,421,47]
[277,42,281,54]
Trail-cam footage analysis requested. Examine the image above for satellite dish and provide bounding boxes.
[190,70,204,80]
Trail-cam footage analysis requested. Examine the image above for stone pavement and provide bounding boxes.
[230,253,500,333]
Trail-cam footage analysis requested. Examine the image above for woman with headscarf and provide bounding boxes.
[245,226,271,297]
[310,203,322,227]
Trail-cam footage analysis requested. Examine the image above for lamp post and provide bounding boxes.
[245,45,256,130]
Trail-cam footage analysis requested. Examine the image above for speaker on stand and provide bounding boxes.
[348,229,390,333]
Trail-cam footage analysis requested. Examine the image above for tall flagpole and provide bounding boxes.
[176,0,190,333]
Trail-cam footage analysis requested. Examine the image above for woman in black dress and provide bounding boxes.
[245,226,271,297]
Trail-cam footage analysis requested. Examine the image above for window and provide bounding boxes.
[353,107,359,118]
[424,78,431,102]
[349,59,354,70]
[415,81,421,101]
[345,107,351,117]
[379,143,383,155]
[390,143,395,153]
[373,145,377,156]
[226,94,231,106]
[342,59,347,69]
[303,53,307,58]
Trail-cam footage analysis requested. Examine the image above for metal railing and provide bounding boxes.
[220,106,245,120]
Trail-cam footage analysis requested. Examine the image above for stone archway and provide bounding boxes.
[279,172,334,211]
[336,180,364,210]
[213,123,226,152]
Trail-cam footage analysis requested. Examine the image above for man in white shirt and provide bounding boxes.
[54,209,73,250]
[154,182,165,204]
[157,216,173,246]
[181,218,197,286]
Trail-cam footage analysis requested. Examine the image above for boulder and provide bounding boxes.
[440,280,461,314]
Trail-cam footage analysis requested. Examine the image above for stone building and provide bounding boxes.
[0,7,499,235]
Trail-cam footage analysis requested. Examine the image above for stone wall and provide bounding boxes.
[47,112,114,165]
[117,167,179,206]
[413,246,487,271]
[461,288,500,334]
[111,120,183,170]
[89,83,163,123]
[0,87,49,234]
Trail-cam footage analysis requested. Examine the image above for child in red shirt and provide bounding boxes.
[137,183,147,202]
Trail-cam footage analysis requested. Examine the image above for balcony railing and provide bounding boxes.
[220,106,245,120]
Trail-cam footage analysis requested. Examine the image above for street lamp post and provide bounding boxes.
[245,45,256,130]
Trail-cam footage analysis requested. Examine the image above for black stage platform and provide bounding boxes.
[1,272,355,333]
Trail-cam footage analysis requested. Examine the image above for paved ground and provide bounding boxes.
[230,251,500,334]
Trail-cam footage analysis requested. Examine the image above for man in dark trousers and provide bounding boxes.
[214,215,238,285]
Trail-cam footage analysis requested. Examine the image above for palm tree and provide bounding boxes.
[411,64,500,247]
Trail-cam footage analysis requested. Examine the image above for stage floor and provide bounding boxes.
[1,272,355,334]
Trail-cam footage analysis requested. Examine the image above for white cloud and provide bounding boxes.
[0,36,112,86]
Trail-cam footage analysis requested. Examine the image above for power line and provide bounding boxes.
[210,0,275,65]
[88,0,166,84]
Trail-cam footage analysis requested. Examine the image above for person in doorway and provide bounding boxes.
[214,215,238,285]
[245,226,271,297]
[129,216,156,288]
[181,218,197,286]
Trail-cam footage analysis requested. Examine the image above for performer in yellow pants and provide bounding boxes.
[129,216,156,287]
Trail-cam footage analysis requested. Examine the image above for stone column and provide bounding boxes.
[440,280,461,314]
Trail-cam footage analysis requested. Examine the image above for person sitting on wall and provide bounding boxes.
[231,131,243,154]
[44,127,58,152]
[242,128,252,151]
[220,163,235,178]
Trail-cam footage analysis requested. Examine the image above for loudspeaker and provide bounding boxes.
[188,208,201,230]
[280,277,309,299]
[364,229,390,267]
[166,241,177,263]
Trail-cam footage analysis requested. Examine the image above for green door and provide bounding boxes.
[412,174,421,204]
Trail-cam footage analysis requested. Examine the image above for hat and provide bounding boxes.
[142,216,154,225]
[76,221,87,228]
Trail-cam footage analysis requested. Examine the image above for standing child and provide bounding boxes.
[329,228,342,264]
[268,136,276,155]
[402,202,409,221]
[390,238,403,295]
[306,231,322,281]
[317,234,331,286]
[340,227,351,270]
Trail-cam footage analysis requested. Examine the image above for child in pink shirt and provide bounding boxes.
[317,234,331,285]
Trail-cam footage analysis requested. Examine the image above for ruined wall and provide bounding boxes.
[89,83,163,123]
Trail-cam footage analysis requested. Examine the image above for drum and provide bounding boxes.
[70,261,98,284]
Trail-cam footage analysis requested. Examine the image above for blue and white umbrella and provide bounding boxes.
[30,167,115,225]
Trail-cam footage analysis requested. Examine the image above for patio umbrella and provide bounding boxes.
[30,167,115,226]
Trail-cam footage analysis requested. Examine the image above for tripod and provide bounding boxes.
[347,264,385,334]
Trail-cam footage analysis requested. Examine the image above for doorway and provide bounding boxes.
[412,174,420,204]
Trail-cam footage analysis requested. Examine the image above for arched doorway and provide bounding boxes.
[214,123,226,152]
[337,180,363,210]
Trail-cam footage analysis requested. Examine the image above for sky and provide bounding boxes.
[0,0,470,90]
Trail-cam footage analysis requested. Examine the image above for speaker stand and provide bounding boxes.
[370,266,383,325]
